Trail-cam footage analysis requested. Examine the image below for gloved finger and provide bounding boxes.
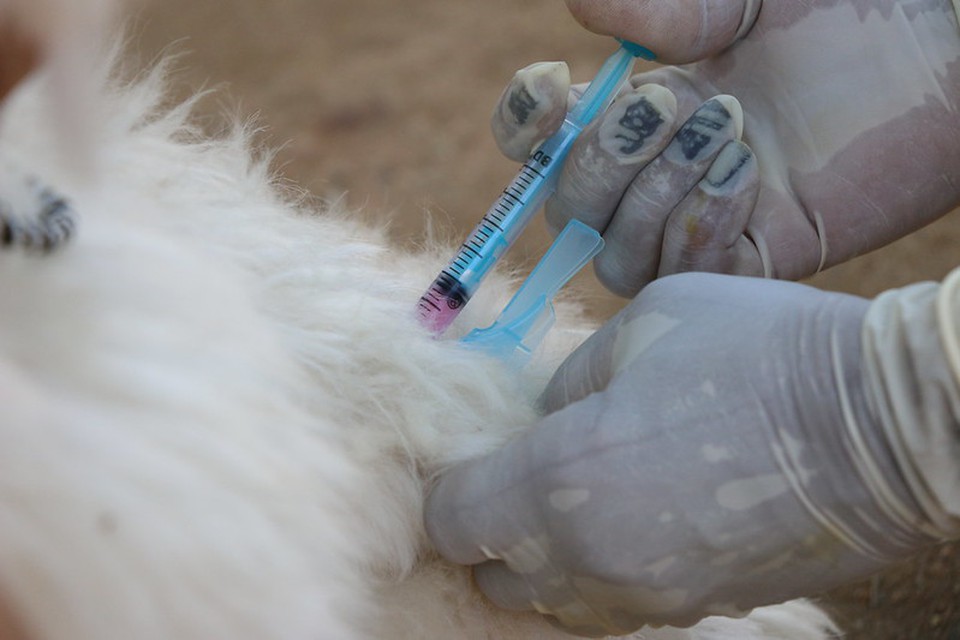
[472,561,539,612]
[491,61,571,162]
[544,83,678,236]
[425,454,543,567]
[474,562,612,638]
[595,95,744,297]
[564,0,762,64]
[658,139,764,277]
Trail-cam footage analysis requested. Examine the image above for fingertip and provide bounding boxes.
[512,61,571,119]
[492,61,570,162]
[475,554,617,637]
[662,95,742,166]
[597,83,678,163]
[635,83,678,121]
[712,94,743,140]
[700,139,757,196]
[473,561,539,612]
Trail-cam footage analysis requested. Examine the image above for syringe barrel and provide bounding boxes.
[453,118,581,296]
[415,120,580,334]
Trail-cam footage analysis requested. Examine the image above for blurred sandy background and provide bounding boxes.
[128,0,959,637]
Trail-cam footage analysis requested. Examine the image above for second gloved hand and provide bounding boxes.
[425,272,960,636]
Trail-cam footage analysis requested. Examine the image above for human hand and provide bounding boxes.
[426,272,959,636]
[492,0,960,296]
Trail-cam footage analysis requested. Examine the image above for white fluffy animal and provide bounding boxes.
[0,14,839,640]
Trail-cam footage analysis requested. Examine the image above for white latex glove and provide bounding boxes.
[491,0,960,297]
[425,270,960,636]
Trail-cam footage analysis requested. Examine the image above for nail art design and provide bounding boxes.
[614,98,664,155]
[508,85,538,126]
[673,100,732,161]
[704,141,753,190]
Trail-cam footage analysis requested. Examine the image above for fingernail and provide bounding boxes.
[700,140,755,193]
[504,61,569,128]
[666,95,743,164]
[599,84,677,161]
[493,62,570,160]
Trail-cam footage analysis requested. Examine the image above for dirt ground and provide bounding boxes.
[129,1,959,637]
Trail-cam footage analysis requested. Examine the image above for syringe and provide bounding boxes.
[417,39,654,335]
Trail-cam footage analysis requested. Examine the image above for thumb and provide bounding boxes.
[564,0,762,64]
[491,61,571,162]
[425,450,543,567]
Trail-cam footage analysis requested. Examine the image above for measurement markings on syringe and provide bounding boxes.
[475,225,496,241]
[461,243,482,259]
[450,155,554,275]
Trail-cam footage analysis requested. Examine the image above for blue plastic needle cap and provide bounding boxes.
[461,219,604,364]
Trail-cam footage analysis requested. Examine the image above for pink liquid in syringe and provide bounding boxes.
[416,271,470,335]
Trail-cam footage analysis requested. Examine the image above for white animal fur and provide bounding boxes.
[0,23,839,640]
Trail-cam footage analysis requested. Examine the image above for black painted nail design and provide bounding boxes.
[703,140,754,191]
[508,85,538,126]
[614,97,664,155]
[671,96,741,162]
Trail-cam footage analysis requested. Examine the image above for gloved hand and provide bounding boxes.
[492,0,960,297]
[425,271,960,636]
